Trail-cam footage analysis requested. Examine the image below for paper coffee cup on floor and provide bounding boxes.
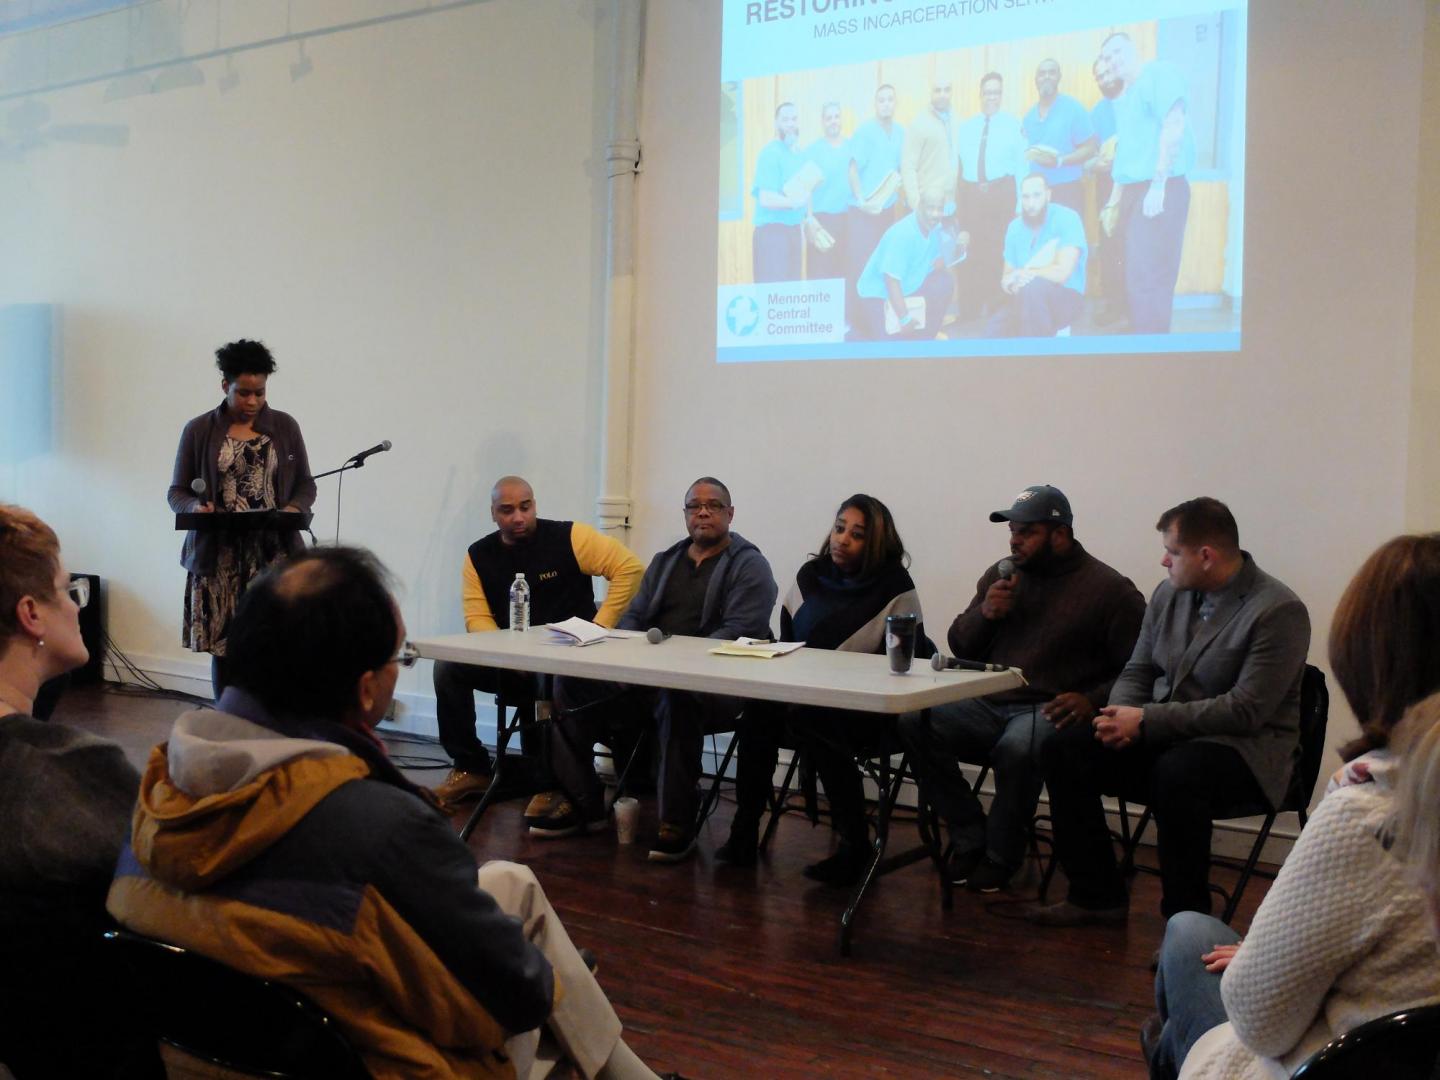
[613,796,639,844]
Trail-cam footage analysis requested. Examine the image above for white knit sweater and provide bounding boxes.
[1179,751,1440,1080]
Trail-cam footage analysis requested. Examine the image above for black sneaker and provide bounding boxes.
[714,834,758,867]
[527,798,606,839]
[803,847,864,886]
[647,823,698,862]
[965,857,1015,894]
[945,847,984,886]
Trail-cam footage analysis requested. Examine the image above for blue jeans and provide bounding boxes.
[1151,911,1240,1078]
[898,699,1054,870]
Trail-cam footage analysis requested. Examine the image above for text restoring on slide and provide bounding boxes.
[717,0,1247,362]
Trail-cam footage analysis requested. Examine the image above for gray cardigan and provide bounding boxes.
[1110,554,1311,807]
[0,714,138,895]
[618,531,777,640]
[168,401,316,574]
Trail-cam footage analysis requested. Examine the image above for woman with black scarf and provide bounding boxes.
[716,493,934,885]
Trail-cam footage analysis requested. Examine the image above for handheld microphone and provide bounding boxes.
[348,439,392,466]
[190,478,206,497]
[645,627,671,644]
[931,653,1009,673]
[997,557,1016,580]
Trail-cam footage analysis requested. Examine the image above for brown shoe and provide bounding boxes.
[1020,899,1128,927]
[523,790,564,826]
[434,768,490,807]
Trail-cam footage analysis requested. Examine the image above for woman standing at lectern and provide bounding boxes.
[168,339,314,696]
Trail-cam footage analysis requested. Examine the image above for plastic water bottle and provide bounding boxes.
[509,573,530,632]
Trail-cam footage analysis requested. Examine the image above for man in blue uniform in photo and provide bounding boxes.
[1084,54,1128,327]
[847,84,905,297]
[855,191,955,340]
[987,174,1088,338]
[805,101,853,285]
[1099,31,1197,334]
[751,102,808,284]
[1021,59,1098,215]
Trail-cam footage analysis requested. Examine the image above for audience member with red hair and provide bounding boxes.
[0,504,156,1077]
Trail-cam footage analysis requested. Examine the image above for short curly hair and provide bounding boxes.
[0,504,60,642]
[215,339,277,382]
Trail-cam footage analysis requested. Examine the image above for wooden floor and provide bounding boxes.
[56,683,1274,1080]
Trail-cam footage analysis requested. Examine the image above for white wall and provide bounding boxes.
[0,0,1435,799]
[0,0,618,715]
[633,0,1429,793]
[1408,0,1440,533]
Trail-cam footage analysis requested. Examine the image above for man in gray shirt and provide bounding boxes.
[1026,497,1310,924]
[540,478,777,864]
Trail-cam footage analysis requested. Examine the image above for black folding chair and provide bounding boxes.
[1039,665,1329,924]
[459,690,544,842]
[103,928,371,1079]
[611,706,745,833]
[1291,1003,1440,1079]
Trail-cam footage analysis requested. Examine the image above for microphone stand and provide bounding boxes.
[308,456,374,544]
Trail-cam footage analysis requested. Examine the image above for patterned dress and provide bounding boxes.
[182,435,287,656]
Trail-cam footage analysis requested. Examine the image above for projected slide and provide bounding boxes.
[718,0,1246,361]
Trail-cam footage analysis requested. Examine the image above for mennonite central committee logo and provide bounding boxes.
[725,294,760,336]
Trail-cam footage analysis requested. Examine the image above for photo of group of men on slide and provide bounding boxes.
[740,27,1218,342]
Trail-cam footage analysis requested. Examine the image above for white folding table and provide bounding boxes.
[413,629,1023,954]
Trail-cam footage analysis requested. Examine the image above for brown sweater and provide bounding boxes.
[947,542,1145,706]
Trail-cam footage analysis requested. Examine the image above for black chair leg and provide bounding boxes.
[759,754,802,853]
[695,732,740,832]
[1221,812,1277,925]
[915,791,953,911]
[460,700,526,842]
[1037,828,1060,902]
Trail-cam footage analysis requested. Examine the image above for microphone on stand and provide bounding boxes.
[931,653,1009,673]
[347,440,392,466]
[646,627,671,644]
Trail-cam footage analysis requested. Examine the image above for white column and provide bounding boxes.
[595,0,645,540]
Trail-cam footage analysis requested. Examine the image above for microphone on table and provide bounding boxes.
[931,653,1009,673]
[997,557,1016,580]
[347,440,392,466]
[645,627,671,644]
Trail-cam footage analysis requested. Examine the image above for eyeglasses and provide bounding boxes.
[683,501,729,514]
[392,642,419,668]
[66,578,91,610]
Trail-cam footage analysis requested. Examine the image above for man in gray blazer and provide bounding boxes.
[1026,497,1310,924]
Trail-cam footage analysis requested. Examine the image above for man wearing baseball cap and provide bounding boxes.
[899,484,1145,893]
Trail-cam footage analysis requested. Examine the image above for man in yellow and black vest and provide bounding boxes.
[432,476,643,815]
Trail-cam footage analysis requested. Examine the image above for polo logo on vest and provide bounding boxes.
[538,571,559,582]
